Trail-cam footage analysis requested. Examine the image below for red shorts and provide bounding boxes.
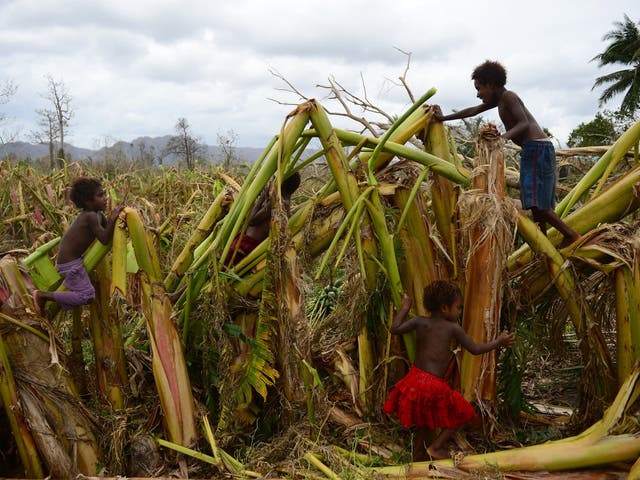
[383,365,476,429]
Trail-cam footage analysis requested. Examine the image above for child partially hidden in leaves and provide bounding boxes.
[383,281,515,461]
[33,177,123,314]
[226,172,301,266]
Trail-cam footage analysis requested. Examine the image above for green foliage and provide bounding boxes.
[227,268,281,425]
[306,272,344,325]
[567,111,618,147]
[81,338,95,367]
[498,343,528,417]
[498,321,531,419]
[515,424,563,444]
[498,293,537,421]
[567,110,638,147]
[592,14,640,115]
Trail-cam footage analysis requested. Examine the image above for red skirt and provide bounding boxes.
[383,365,476,429]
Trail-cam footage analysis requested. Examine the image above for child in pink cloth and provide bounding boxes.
[384,281,515,461]
[33,177,123,314]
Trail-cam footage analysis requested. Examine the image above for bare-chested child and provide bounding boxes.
[227,172,301,265]
[431,60,580,248]
[383,281,515,461]
[33,177,123,314]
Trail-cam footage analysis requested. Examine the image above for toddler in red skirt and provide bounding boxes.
[383,281,515,461]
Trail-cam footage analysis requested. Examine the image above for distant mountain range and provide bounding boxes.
[0,135,267,165]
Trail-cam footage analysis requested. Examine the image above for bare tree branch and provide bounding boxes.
[34,108,59,168]
[315,76,392,136]
[318,75,378,135]
[0,80,17,105]
[41,75,73,167]
[268,50,418,138]
[268,68,310,105]
[394,46,415,103]
[0,79,18,145]
[216,129,238,169]
[164,117,205,169]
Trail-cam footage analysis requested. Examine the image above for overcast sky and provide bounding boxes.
[0,0,637,150]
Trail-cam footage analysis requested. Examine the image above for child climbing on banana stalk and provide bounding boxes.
[33,177,123,314]
[384,281,515,461]
[431,60,580,248]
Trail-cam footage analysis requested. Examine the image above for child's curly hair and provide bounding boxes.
[70,177,102,209]
[471,60,507,88]
[281,172,301,196]
[423,280,462,312]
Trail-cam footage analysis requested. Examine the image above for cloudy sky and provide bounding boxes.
[0,0,637,150]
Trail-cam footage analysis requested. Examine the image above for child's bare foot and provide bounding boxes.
[32,290,44,315]
[558,234,581,249]
[427,447,450,460]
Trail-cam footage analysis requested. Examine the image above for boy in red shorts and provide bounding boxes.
[384,281,515,460]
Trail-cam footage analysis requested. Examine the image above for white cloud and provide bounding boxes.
[0,0,638,148]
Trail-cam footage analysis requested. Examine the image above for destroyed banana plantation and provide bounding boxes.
[2,84,640,479]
